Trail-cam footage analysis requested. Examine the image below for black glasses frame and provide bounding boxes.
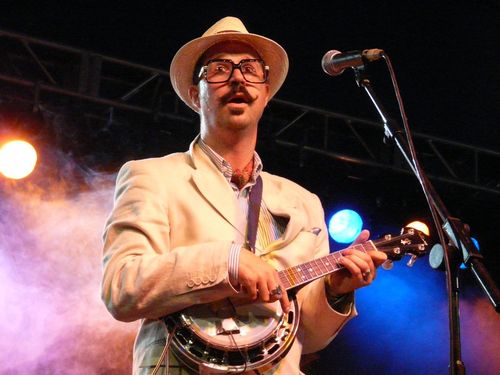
[198,58,269,84]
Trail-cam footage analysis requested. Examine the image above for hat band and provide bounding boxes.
[216,30,243,34]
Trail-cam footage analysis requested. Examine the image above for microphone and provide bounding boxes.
[322,49,384,76]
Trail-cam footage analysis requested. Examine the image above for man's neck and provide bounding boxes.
[201,130,256,171]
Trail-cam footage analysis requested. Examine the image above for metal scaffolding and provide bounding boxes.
[1,29,499,199]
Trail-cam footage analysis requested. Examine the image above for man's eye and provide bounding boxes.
[214,64,229,72]
[242,64,257,74]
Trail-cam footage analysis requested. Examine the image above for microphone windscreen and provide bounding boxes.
[321,50,343,76]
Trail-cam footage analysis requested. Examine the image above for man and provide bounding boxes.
[101,16,387,374]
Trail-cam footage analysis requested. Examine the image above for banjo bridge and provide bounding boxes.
[216,318,241,335]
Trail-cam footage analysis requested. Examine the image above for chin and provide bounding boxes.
[223,109,248,122]
[228,119,252,131]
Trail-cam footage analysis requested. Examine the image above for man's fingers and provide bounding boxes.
[243,282,258,300]
[339,256,365,282]
[279,289,291,313]
[339,249,377,283]
[238,250,292,312]
[268,278,290,312]
[370,250,388,266]
[351,229,370,245]
[259,280,273,301]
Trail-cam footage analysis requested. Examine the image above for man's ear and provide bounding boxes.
[264,84,271,106]
[188,85,201,110]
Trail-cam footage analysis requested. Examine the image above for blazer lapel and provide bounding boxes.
[189,140,239,228]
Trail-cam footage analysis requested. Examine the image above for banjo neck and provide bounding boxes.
[278,228,428,291]
[278,241,378,290]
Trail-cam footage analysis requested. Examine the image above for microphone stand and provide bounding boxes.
[351,64,500,375]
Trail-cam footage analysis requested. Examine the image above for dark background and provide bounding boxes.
[1,1,499,374]
[2,1,499,146]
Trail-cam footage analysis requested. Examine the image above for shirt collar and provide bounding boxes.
[197,137,263,188]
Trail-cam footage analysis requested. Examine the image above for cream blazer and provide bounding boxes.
[101,138,356,374]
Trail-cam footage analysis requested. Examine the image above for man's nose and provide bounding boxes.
[229,67,246,83]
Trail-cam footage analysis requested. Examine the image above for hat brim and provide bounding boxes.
[169,32,289,113]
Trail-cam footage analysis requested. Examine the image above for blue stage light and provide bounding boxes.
[328,209,363,243]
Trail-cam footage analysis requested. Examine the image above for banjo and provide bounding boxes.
[163,227,428,374]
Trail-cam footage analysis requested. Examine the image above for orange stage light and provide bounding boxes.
[0,140,38,179]
[405,220,430,237]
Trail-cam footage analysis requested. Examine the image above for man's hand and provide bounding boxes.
[237,249,291,313]
[326,229,387,296]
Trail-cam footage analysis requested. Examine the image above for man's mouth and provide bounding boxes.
[227,96,248,104]
[222,88,254,105]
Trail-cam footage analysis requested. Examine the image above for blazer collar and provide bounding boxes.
[189,137,239,227]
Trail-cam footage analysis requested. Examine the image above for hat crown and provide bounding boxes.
[202,16,249,37]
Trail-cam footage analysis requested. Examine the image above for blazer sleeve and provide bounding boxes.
[296,193,357,354]
[101,160,237,322]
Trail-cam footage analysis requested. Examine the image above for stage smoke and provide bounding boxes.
[0,158,138,374]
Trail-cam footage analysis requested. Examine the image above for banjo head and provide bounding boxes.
[164,298,299,373]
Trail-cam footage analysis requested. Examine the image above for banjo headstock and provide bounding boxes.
[374,227,429,268]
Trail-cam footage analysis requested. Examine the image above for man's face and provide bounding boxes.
[189,41,270,134]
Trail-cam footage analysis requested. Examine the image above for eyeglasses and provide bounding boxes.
[198,59,269,84]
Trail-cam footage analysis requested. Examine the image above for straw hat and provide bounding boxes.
[169,16,289,112]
